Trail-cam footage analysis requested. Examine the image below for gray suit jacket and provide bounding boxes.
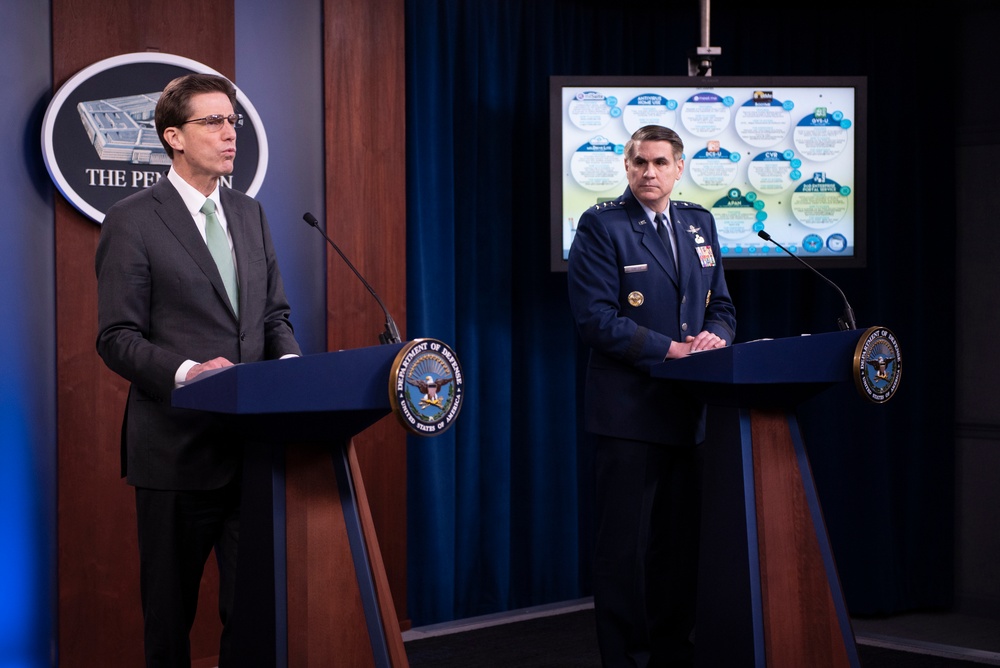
[96,177,301,490]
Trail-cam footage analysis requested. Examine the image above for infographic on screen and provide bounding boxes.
[558,82,859,266]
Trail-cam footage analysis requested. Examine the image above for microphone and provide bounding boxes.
[757,230,857,331]
[303,212,402,345]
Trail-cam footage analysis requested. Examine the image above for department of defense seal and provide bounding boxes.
[628,291,644,307]
[389,339,464,436]
[853,326,901,403]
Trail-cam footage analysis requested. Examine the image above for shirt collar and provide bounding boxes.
[638,200,671,226]
[167,168,222,218]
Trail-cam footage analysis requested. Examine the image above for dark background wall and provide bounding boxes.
[954,3,1000,616]
[401,0,997,626]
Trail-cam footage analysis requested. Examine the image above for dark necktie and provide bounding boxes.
[201,198,239,316]
[655,212,677,271]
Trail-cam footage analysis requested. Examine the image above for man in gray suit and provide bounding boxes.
[96,73,301,667]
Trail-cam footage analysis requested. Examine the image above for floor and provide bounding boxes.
[404,599,1000,666]
[852,611,1000,665]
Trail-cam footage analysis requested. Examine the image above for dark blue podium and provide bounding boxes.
[652,330,866,668]
[173,344,410,668]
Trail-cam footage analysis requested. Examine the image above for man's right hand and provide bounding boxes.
[185,357,235,381]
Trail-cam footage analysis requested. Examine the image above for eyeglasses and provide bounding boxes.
[179,113,244,131]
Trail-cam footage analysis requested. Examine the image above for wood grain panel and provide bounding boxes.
[53,1,235,664]
[750,409,850,668]
[285,443,374,667]
[348,441,409,665]
[323,0,410,628]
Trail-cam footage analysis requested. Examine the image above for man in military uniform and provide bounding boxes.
[568,124,736,667]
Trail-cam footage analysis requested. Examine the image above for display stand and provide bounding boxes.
[651,330,867,668]
[173,343,410,668]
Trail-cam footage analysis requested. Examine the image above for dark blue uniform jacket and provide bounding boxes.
[568,186,737,445]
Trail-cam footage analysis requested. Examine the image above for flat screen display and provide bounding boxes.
[551,76,867,271]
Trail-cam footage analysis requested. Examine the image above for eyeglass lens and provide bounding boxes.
[206,114,243,129]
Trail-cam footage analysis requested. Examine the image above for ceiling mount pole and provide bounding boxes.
[688,0,721,76]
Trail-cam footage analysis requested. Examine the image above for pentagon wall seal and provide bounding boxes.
[389,339,463,436]
[853,326,901,403]
[41,52,269,224]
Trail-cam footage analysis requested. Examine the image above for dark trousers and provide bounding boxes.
[592,436,702,668]
[135,479,241,668]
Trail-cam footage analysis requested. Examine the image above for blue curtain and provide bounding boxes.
[405,0,957,626]
[404,0,585,625]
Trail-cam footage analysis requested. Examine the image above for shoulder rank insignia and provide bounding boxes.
[593,199,623,211]
[674,200,708,212]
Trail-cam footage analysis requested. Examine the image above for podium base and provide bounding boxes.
[696,406,860,667]
[235,440,408,667]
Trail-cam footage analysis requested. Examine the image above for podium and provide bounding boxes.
[651,330,884,668]
[173,343,411,668]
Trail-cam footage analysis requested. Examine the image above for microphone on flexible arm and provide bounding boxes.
[303,212,402,344]
[757,230,857,331]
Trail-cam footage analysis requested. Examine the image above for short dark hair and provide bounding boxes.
[624,125,684,162]
[155,73,237,159]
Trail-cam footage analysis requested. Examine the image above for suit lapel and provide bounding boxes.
[152,179,239,320]
[221,188,248,320]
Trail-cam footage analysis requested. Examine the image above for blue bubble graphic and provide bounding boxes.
[803,234,823,253]
[826,233,848,253]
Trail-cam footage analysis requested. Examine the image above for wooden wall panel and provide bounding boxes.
[54,0,411,662]
[53,1,235,664]
[323,0,410,628]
